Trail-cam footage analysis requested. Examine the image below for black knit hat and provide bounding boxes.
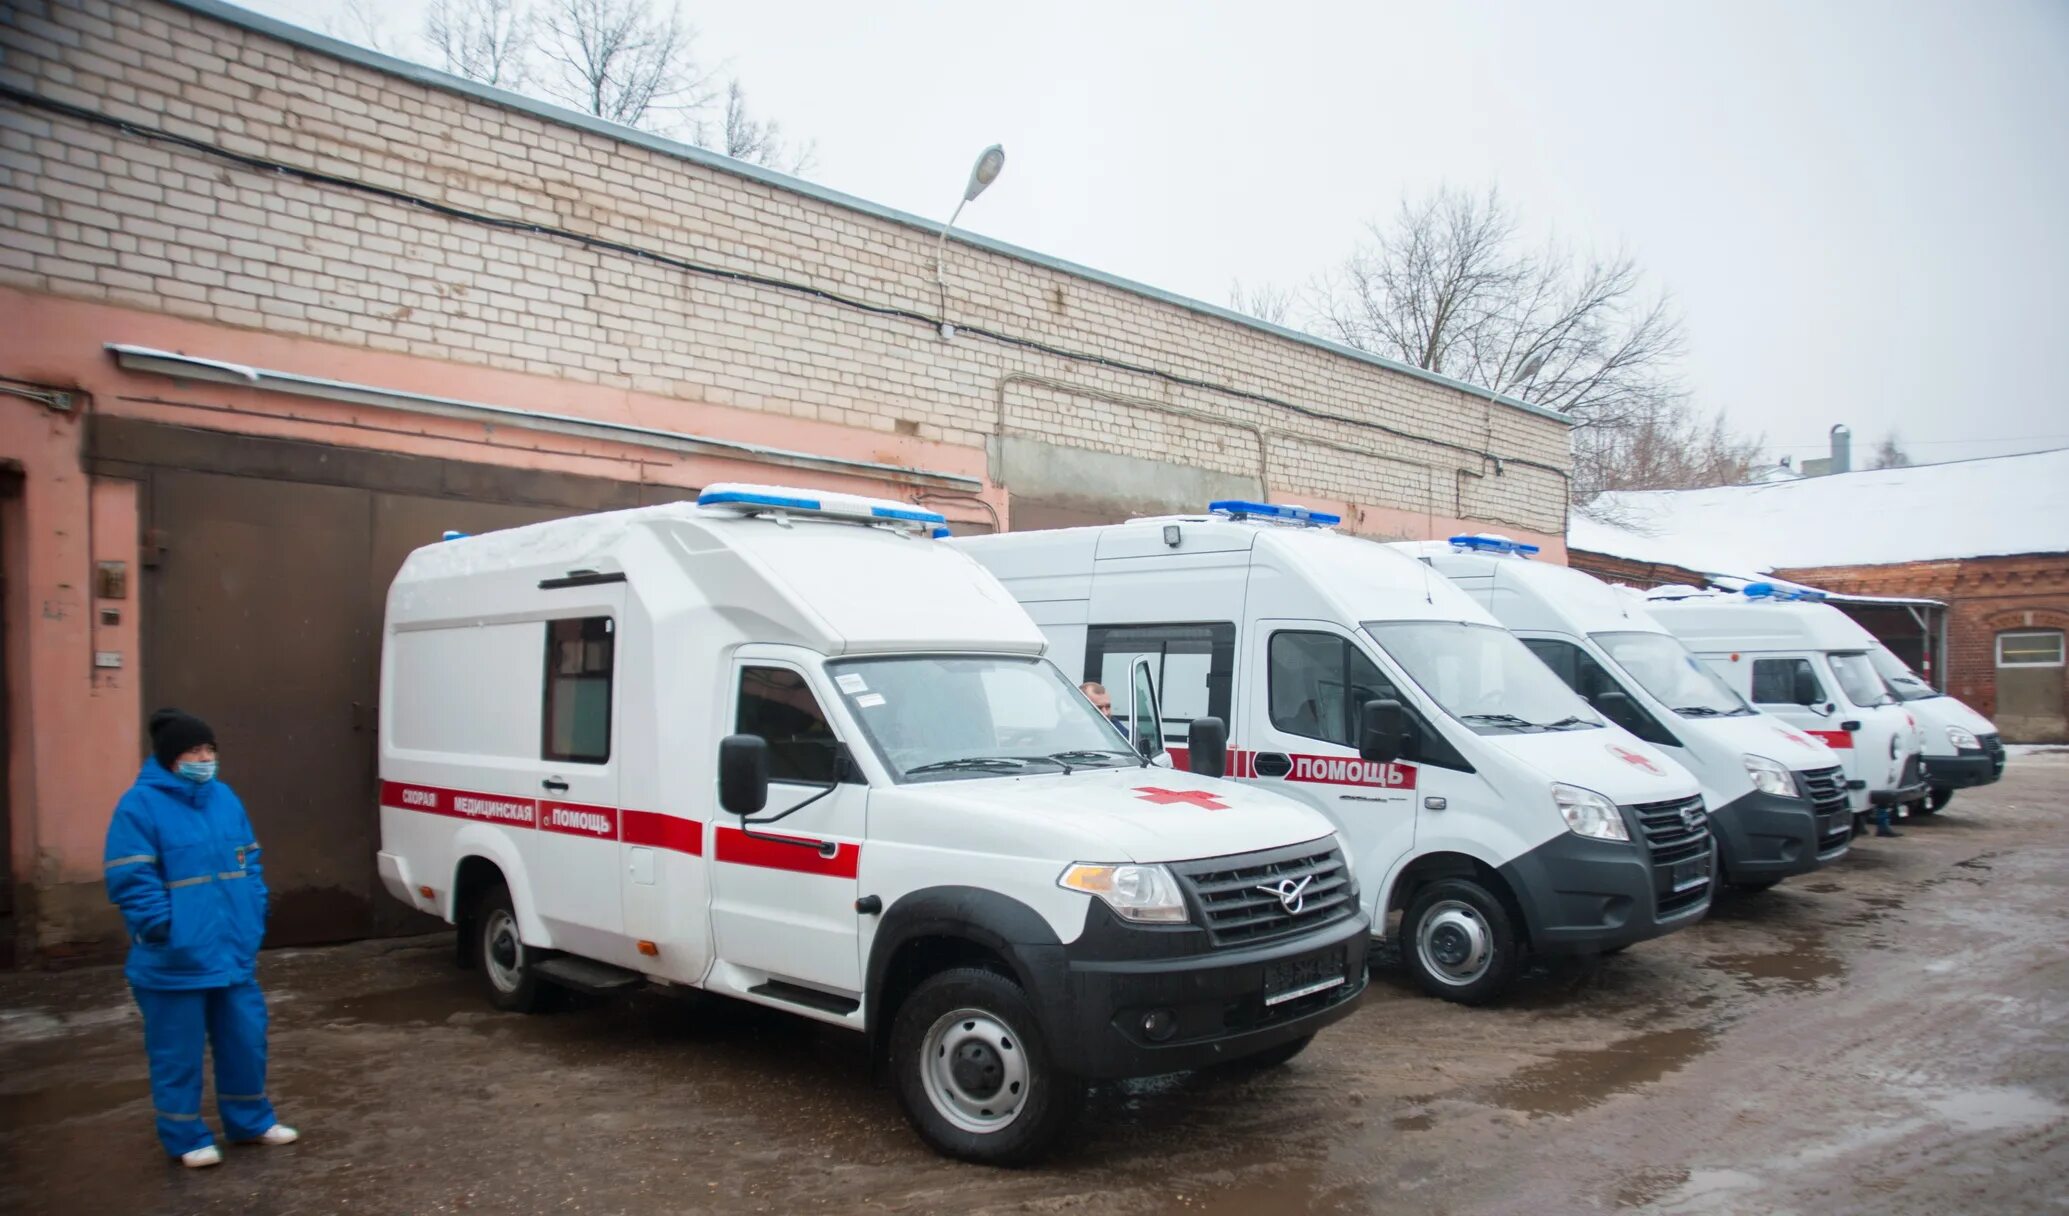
[149,708,216,771]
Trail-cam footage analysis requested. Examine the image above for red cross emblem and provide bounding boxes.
[1607,745,1663,775]
[1776,727,1815,748]
[1132,786,1229,810]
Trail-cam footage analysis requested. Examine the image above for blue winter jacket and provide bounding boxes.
[103,760,269,990]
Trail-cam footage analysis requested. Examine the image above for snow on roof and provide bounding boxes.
[1570,448,2069,570]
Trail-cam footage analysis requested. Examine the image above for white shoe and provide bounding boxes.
[252,1124,299,1146]
[181,1144,223,1169]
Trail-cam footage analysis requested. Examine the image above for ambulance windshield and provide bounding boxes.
[828,655,1140,783]
[1592,631,1752,717]
[1868,644,1941,702]
[1363,620,1603,734]
[1828,652,1896,708]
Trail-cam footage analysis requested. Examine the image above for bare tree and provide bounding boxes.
[706,80,815,173]
[326,0,406,55]
[1314,186,1718,500]
[1227,278,1296,326]
[1868,431,1912,469]
[425,0,530,88]
[537,0,715,131]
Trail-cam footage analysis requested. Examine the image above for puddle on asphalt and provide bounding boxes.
[1483,1026,1717,1117]
[1705,931,1843,991]
[1390,1111,1433,1132]
[0,1079,142,1126]
[1614,1165,1692,1209]
[313,976,480,1026]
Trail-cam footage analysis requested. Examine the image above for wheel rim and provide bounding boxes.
[1417,899,1494,987]
[919,1007,1030,1135]
[484,908,524,994]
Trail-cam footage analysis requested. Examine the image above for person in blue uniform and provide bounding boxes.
[104,709,299,1169]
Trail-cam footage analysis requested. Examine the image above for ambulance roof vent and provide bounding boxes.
[1740,581,1827,602]
[1206,500,1341,527]
[695,483,947,534]
[1447,533,1539,556]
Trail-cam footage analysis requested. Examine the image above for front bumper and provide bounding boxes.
[1497,831,1710,957]
[1709,789,1829,882]
[1037,907,1371,1080]
[1924,749,2003,790]
[1869,780,1930,808]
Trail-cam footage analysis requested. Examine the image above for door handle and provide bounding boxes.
[542,778,569,792]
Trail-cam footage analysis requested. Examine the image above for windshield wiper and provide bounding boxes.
[1672,705,1723,717]
[1539,715,1595,730]
[1460,713,1540,730]
[1048,748,1142,771]
[904,755,1066,776]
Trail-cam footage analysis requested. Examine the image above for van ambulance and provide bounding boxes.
[1642,584,1928,824]
[1399,537,1850,889]
[1867,642,2005,812]
[378,486,1370,1164]
[956,503,1714,1006]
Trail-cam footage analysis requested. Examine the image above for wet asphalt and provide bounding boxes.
[2,752,2066,1215]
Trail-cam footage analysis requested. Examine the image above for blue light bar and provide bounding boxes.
[1447,533,1540,556]
[1207,500,1342,527]
[442,530,469,542]
[698,489,822,511]
[1742,582,1827,602]
[870,505,948,525]
[931,526,953,539]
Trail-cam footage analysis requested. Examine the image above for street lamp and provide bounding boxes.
[932,143,1006,339]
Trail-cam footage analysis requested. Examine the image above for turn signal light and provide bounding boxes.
[637,940,659,957]
[417,885,434,900]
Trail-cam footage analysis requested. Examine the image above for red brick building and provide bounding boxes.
[1567,451,2069,743]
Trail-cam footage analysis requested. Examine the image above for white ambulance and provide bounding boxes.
[1400,537,1851,889]
[377,486,1370,1165]
[1867,642,2005,812]
[1642,584,1929,823]
[957,503,1713,1006]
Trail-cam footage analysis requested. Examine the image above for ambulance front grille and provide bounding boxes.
[1170,840,1356,946]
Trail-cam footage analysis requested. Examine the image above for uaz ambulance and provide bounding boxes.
[1867,642,2005,812]
[1399,537,1851,889]
[1642,584,1929,822]
[377,486,1369,1164]
[956,503,1713,1006]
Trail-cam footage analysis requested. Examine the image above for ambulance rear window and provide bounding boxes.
[543,617,614,763]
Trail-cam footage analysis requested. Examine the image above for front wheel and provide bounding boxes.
[1401,878,1522,1005]
[890,967,1083,1166]
[474,883,551,1014]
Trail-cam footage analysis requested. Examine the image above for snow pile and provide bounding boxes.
[1571,448,2069,571]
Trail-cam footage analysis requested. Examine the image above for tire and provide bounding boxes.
[474,883,551,1014]
[889,966,1084,1166]
[1401,877,1522,1006]
[1221,1033,1315,1071]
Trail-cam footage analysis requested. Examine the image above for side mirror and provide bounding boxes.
[1359,699,1407,764]
[1187,717,1228,778]
[1792,668,1819,706]
[1127,655,1164,760]
[718,734,769,816]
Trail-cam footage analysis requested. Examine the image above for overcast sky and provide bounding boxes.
[241,0,2069,467]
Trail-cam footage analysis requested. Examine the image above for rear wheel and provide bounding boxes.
[1401,878,1522,1006]
[890,967,1083,1166]
[475,883,550,1014]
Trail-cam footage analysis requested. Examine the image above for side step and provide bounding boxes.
[535,956,646,994]
[751,979,860,1016]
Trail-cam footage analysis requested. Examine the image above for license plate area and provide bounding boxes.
[1670,855,1712,893]
[1262,952,1346,1007]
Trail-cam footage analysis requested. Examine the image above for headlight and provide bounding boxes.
[1058,863,1189,924]
[1552,783,1630,841]
[1946,726,1980,751]
[1742,753,1795,798]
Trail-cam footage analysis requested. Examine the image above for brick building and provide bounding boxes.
[1567,450,2069,745]
[0,0,1575,960]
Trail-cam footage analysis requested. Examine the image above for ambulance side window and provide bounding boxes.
[1085,623,1235,739]
[737,666,839,784]
[1752,658,1820,705]
[1268,632,1399,747]
[543,617,613,763]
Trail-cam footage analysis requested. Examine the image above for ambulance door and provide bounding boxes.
[529,598,626,962]
[1745,653,1863,809]
[1238,622,1425,911]
[710,659,866,999]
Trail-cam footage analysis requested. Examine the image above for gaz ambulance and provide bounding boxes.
[1399,537,1850,889]
[957,503,1714,1006]
[1867,642,2005,812]
[377,485,1370,1164]
[1643,584,1928,824]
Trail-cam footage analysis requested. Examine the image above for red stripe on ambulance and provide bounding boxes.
[539,801,619,840]
[380,781,538,828]
[714,826,860,879]
[621,809,703,856]
[1805,730,1854,749]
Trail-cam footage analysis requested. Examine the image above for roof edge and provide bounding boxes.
[166,0,1573,429]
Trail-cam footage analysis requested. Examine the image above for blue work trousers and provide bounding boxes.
[132,981,278,1155]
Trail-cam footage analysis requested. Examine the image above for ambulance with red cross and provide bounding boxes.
[377,485,1369,1164]
[956,503,1713,1006]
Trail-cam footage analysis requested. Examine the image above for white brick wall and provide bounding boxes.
[0,0,1573,531]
